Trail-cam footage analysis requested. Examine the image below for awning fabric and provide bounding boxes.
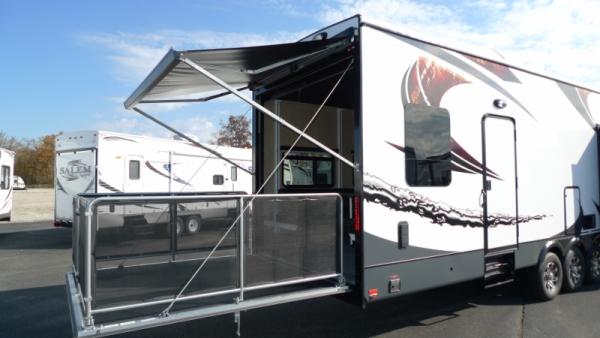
[124,38,347,109]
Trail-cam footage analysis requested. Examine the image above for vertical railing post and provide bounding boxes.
[339,196,344,279]
[239,197,245,302]
[170,201,177,261]
[83,204,94,327]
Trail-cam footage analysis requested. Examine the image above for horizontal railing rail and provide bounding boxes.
[73,192,343,328]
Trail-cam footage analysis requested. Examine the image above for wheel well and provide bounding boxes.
[538,241,564,267]
[593,235,600,248]
[567,238,586,256]
[547,246,563,259]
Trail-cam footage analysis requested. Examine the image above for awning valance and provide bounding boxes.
[124,38,348,109]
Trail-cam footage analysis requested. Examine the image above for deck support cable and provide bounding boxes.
[158,58,354,318]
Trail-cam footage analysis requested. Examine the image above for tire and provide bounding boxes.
[562,247,585,292]
[531,252,563,301]
[175,217,183,236]
[167,217,183,237]
[586,243,600,284]
[185,216,202,235]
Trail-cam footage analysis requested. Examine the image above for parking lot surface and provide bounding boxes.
[1,221,600,337]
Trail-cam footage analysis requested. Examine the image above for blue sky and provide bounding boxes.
[1,0,599,141]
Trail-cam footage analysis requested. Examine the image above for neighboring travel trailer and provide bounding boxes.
[13,176,26,190]
[0,148,14,221]
[66,16,600,337]
[54,130,252,227]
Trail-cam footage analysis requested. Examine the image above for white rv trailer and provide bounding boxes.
[66,16,600,337]
[55,130,252,229]
[0,148,15,221]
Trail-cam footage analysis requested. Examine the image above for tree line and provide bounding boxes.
[0,131,56,187]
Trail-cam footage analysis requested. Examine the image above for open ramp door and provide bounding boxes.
[67,193,347,337]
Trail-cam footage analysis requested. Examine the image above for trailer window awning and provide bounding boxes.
[124,38,348,109]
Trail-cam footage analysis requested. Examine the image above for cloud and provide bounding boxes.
[82,29,308,85]
[86,0,600,143]
[318,0,600,89]
[94,113,217,144]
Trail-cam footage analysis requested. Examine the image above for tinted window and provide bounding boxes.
[1,166,9,190]
[213,175,224,185]
[404,104,451,186]
[231,166,237,182]
[282,150,334,187]
[129,160,140,180]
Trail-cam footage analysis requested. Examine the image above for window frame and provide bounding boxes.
[281,148,335,188]
[1,165,10,190]
[213,174,224,185]
[230,166,238,182]
[128,160,141,180]
[404,103,452,187]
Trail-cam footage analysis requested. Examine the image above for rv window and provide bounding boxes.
[1,166,9,190]
[404,104,451,187]
[231,166,238,181]
[282,150,334,187]
[129,160,140,180]
[213,175,224,185]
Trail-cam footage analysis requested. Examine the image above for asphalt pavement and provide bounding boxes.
[1,221,599,338]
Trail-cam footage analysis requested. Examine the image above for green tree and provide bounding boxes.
[215,115,251,148]
[0,130,57,187]
[0,131,21,151]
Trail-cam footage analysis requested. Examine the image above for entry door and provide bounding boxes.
[481,114,518,252]
[125,155,144,192]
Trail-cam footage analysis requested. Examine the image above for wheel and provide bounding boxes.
[185,216,202,234]
[175,217,183,236]
[167,217,184,237]
[531,252,563,301]
[586,243,600,284]
[562,247,585,292]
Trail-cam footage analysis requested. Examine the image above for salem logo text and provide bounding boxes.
[60,160,92,181]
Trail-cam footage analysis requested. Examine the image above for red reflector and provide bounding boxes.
[353,196,361,234]
[368,288,378,298]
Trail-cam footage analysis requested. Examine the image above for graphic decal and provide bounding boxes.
[98,179,121,193]
[557,82,595,128]
[145,161,191,186]
[386,138,502,180]
[364,173,546,228]
[402,57,469,107]
[0,187,12,211]
[55,178,67,193]
[59,160,92,182]
[103,136,138,143]
[397,36,534,119]
[465,55,521,83]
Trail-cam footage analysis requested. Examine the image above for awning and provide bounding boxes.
[124,38,348,109]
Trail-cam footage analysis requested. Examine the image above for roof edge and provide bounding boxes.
[361,20,600,95]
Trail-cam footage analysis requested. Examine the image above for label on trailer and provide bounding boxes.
[55,150,96,222]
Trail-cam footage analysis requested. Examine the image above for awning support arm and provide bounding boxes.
[157,59,353,319]
[132,107,253,175]
[179,57,356,169]
[139,86,248,104]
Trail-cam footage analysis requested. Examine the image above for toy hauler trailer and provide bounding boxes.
[66,16,600,337]
[55,130,252,229]
[0,148,15,221]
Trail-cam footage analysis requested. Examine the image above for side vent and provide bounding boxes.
[398,221,409,249]
[583,214,596,230]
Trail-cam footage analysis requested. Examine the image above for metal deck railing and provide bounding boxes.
[67,192,347,337]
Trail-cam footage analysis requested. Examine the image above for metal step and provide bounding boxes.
[67,272,349,338]
[483,252,515,288]
[484,277,515,289]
